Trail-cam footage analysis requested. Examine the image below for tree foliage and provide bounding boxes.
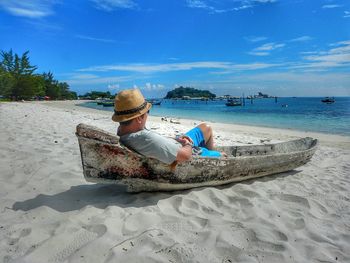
[164,86,216,99]
[0,49,77,100]
[80,91,113,100]
[0,66,15,97]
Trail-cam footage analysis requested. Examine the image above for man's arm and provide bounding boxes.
[176,144,192,163]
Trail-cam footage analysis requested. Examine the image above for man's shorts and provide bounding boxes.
[185,127,221,157]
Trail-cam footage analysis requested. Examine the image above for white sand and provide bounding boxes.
[0,100,349,263]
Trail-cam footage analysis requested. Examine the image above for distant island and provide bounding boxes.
[165,86,216,99]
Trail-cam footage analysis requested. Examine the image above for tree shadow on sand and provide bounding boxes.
[12,170,300,213]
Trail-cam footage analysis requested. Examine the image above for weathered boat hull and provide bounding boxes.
[76,124,318,192]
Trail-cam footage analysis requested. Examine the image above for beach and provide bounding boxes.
[0,100,349,262]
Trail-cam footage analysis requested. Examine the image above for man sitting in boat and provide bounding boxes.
[112,89,224,165]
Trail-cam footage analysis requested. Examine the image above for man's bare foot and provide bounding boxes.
[221,151,228,157]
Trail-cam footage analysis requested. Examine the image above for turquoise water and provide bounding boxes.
[79,97,350,136]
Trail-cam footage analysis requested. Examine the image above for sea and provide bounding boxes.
[79,97,350,136]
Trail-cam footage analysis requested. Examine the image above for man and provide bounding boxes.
[112,89,223,165]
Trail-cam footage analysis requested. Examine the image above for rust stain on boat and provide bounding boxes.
[101,144,127,156]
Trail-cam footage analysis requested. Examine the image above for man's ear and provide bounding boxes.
[136,115,143,123]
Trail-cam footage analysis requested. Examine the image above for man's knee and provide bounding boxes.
[197,122,212,138]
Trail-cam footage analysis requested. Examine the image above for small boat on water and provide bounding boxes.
[226,98,242,106]
[76,123,317,192]
[152,101,162,106]
[101,100,114,107]
[321,97,335,104]
[147,99,162,105]
[95,98,105,105]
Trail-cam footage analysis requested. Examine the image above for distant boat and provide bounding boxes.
[152,101,162,106]
[95,98,105,105]
[147,99,162,105]
[226,98,242,106]
[101,100,114,107]
[321,97,335,104]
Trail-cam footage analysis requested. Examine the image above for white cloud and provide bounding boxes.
[144,83,165,91]
[108,84,120,90]
[186,0,209,9]
[291,40,350,70]
[64,75,135,85]
[233,4,253,11]
[249,42,285,56]
[78,61,282,74]
[70,74,99,80]
[322,4,341,9]
[75,35,116,43]
[90,0,137,11]
[185,0,277,13]
[233,0,277,11]
[245,36,268,43]
[79,61,232,73]
[247,51,270,56]
[185,71,350,96]
[344,11,350,18]
[255,42,285,51]
[232,62,281,70]
[289,36,313,42]
[254,0,276,2]
[0,0,58,18]
[300,51,319,55]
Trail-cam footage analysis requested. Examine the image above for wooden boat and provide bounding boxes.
[76,123,317,192]
[226,98,242,106]
[95,98,104,105]
[321,97,335,104]
[101,100,114,107]
[147,99,162,105]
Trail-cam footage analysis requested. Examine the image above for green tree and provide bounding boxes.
[0,49,39,100]
[15,75,45,100]
[42,72,76,100]
[0,66,15,97]
[59,82,74,99]
[1,50,37,77]
[0,50,15,73]
[82,91,113,100]
[165,86,216,99]
[42,71,60,99]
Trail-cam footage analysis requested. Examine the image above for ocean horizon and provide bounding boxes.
[79,96,350,136]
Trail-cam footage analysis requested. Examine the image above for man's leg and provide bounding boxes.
[185,123,226,157]
[197,123,214,150]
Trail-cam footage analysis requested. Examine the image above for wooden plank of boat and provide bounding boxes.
[76,123,318,192]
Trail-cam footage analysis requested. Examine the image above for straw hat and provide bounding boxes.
[112,89,152,122]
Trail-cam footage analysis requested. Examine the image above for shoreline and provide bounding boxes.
[78,97,350,137]
[45,100,350,150]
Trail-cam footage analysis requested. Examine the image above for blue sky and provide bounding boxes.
[1,0,349,97]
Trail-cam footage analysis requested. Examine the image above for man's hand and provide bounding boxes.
[176,135,193,146]
[176,144,192,163]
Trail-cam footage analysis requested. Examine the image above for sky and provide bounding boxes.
[1,0,350,98]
